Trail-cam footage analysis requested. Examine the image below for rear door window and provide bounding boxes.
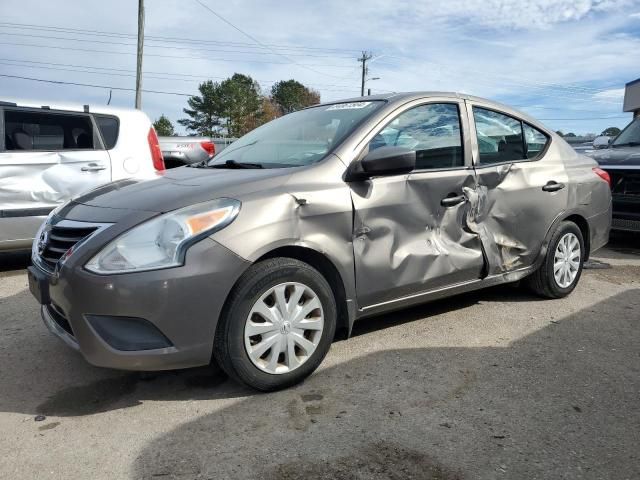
[94,114,119,149]
[3,110,98,151]
[473,107,525,164]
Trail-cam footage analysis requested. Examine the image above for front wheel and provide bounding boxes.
[213,257,336,391]
[526,221,585,299]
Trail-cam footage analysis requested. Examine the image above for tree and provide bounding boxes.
[271,80,320,114]
[260,97,281,124]
[601,127,621,137]
[565,132,577,137]
[218,73,263,137]
[555,130,564,137]
[153,114,175,136]
[178,80,224,136]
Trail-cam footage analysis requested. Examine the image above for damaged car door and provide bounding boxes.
[0,107,112,245]
[465,102,568,274]
[349,101,485,307]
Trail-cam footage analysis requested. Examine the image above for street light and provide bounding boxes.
[366,77,380,96]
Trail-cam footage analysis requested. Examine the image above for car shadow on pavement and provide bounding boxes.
[0,285,255,418]
[0,251,31,272]
[129,289,640,480]
[0,282,542,419]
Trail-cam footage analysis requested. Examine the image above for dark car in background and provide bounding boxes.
[159,136,234,168]
[587,116,640,232]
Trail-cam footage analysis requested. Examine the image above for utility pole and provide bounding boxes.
[135,0,145,109]
[358,51,372,97]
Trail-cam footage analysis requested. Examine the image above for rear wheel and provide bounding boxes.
[214,257,336,391]
[526,221,585,299]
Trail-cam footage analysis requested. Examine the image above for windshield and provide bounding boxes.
[612,117,640,147]
[208,101,384,168]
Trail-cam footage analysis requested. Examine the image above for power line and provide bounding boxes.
[0,73,192,96]
[0,31,356,59]
[0,58,361,92]
[191,0,353,79]
[0,73,625,122]
[0,70,360,97]
[0,41,360,68]
[0,22,361,54]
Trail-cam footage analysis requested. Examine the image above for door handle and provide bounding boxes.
[542,181,565,192]
[441,194,466,207]
[81,163,106,172]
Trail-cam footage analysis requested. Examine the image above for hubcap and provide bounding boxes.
[554,232,581,288]
[244,282,324,375]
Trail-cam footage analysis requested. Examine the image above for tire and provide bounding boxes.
[213,257,337,391]
[526,221,585,299]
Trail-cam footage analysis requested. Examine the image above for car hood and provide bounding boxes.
[588,146,640,167]
[73,166,294,213]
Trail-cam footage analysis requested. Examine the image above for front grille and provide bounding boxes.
[46,303,74,337]
[38,223,98,270]
[608,170,640,197]
[612,217,640,232]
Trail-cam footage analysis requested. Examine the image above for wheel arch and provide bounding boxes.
[256,245,353,340]
[562,213,591,260]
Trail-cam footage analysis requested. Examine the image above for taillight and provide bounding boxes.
[200,140,215,157]
[592,167,611,188]
[147,127,165,171]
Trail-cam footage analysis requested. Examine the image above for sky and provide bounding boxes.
[0,0,639,136]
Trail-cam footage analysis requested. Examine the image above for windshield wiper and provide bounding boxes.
[187,160,210,168]
[210,160,264,169]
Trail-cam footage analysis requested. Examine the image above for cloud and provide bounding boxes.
[0,0,637,135]
[405,0,636,30]
[593,88,626,100]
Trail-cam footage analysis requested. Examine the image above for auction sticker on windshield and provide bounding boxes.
[326,102,372,110]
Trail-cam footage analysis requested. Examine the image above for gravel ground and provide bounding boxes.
[0,233,638,479]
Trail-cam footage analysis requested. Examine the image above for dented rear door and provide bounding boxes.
[465,100,569,274]
[0,107,112,245]
[350,100,484,308]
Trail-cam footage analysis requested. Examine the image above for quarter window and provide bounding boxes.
[94,115,119,150]
[523,123,548,159]
[368,103,464,169]
[3,110,96,151]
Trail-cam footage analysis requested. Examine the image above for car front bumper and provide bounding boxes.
[30,237,250,371]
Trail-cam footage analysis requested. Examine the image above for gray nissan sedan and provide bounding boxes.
[28,93,612,391]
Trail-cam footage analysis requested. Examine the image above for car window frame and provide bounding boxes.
[0,106,5,151]
[1,106,106,153]
[93,113,120,150]
[464,101,551,168]
[353,98,473,174]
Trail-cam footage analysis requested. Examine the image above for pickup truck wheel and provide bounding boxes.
[214,257,336,391]
[526,221,585,299]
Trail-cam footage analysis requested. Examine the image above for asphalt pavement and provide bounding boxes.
[0,233,638,479]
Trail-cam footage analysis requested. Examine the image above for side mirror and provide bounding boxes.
[344,146,416,182]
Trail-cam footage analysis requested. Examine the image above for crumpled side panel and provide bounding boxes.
[0,152,111,211]
[469,158,569,275]
[211,156,358,311]
[351,170,485,307]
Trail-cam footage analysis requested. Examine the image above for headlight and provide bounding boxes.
[85,198,240,274]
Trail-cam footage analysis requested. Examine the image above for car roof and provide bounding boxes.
[0,98,145,117]
[314,91,549,133]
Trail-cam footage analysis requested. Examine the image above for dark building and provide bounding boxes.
[623,78,640,118]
